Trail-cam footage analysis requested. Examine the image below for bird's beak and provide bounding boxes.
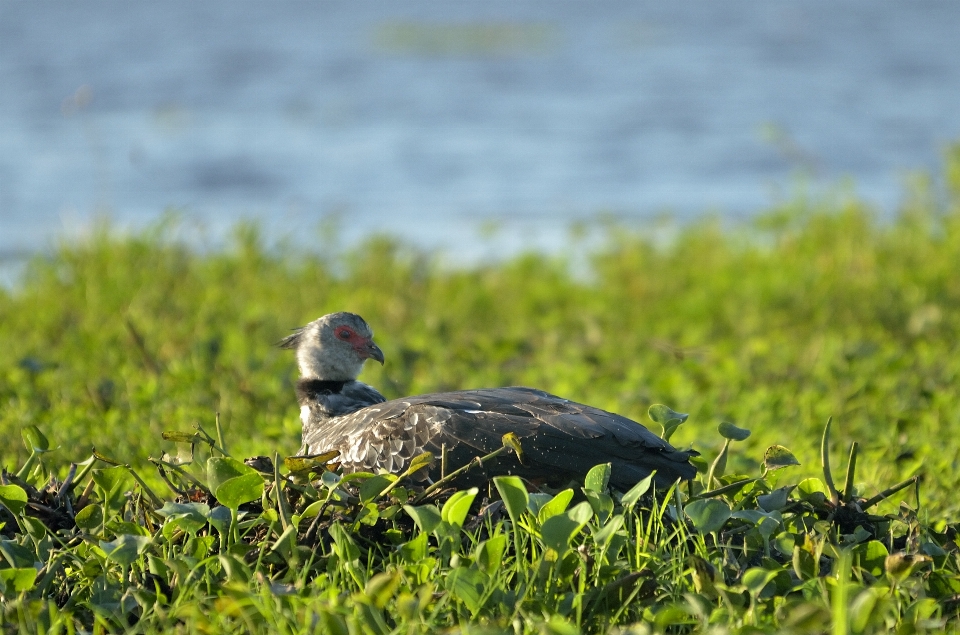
[363,340,385,365]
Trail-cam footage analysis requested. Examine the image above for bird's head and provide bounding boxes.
[279,312,384,380]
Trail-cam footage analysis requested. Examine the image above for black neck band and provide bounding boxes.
[296,378,347,402]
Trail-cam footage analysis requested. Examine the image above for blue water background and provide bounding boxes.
[1,1,959,264]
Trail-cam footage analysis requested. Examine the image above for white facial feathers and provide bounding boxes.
[281,312,378,381]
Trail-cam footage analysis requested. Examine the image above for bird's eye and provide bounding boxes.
[337,328,351,340]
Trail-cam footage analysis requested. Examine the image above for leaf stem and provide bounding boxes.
[273,451,292,532]
[411,445,511,505]
[842,442,858,503]
[821,417,839,504]
[861,476,919,510]
[687,478,757,502]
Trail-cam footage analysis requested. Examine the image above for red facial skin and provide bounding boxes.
[334,326,385,364]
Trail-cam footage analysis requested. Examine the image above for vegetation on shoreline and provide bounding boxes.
[1,145,959,632]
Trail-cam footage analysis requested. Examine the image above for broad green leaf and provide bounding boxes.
[399,532,427,563]
[718,421,751,441]
[0,567,38,593]
[908,598,939,623]
[298,500,324,520]
[218,552,252,582]
[402,452,434,478]
[0,541,34,569]
[403,504,442,535]
[731,510,767,524]
[620,472,655,509]
[163,517,204,540]
[730,509,793,553]
[328,523,361,561]
[763,445,800,471]
[756,515,782,541]
[541,513,580,554]
[647,404,689,426]
[147,555,169,578]
[157,502,209,534]
[115,520,151,536]
[773,532,796,557]
[494,475,528,524]
[541,501,593,554]
[207,457,258,494]
[567,500,594,525]
[0,485,28,515]
[375,504,397,521]
[856,540,889,577]
[92,466,131,513]
[526,492,553,516]
[189,535,217,560]
[652,606,694,630]
[364,571,400,609]
[75,504,104,530]
[584,463,611,493]
[537,489,574,524]
[742,567,777,597]
[544,615,580,635]
[850,588,882,633]
[21,425,49,452]
[684,499,731,534]
[100,534,152,566]
[317,610,350,635]
[215,473,264,509]
[648,405,689,440]
[592,514,625,546]
[446,567,486,614]
[475,535,507,575]
[583,489,614,523]
[795,479,827,508]
[21,516,46,541]
[358,474,396,503]
[757,486,794,512]
[441,488,478,528]
[321,470,341,489]
[157,501,210,520]
[207,506,232,534]
[920,541,947,560]
[663,421,682,442]
[270,525,298,558]
[793,545,817,580]
[91,466,129,494]
[689,455,709,473]
[730,510,782,541]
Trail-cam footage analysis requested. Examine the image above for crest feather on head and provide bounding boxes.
[278,328,304,350]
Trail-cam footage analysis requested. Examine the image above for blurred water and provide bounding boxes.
[1,1,959,266]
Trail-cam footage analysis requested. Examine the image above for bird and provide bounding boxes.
[280,312,698,489]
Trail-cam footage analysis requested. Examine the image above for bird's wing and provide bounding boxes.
[423,387,697,486]
[305,386,695,486]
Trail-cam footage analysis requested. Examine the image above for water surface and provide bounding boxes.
[1,1,959,262]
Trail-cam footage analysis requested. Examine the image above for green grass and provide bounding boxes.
[1,145,960,633]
